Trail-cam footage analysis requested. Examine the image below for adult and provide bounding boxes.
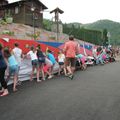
[0,44,9,96]
[63,35,79,79]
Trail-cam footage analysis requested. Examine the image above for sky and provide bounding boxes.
[9,0,120,24]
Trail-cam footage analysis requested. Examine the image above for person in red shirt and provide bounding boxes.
[63,35,79,79]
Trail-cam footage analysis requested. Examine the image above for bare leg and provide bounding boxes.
[36,67,41,82]
[41,69,45,80]
[13,74,18,92]
[66,66,72,75]
[58,66,61,75]
[30,67,35,81]
[63,67,67,76]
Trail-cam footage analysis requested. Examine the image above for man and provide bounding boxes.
[12,43,23,84]
[63,35,79,79]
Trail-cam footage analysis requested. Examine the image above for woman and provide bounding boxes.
[0,44,9,96]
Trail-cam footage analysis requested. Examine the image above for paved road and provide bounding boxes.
[1,61,120,120]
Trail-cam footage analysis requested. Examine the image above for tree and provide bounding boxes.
[102,29,108,46]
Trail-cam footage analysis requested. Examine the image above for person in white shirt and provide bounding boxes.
[27,46,41,82]
[58,50,67,76]
[12,43,23,85]
[12,43,23,67]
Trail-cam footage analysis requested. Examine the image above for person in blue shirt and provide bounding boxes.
[4,48,19,92]
[0,44,9,96]
[47,50,56,74]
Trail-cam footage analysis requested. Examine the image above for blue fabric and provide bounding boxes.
[8,55,18,67]
[80,44,92,50]
[37,41,63,48]
[48,53,56,64]
[0,51,7,69]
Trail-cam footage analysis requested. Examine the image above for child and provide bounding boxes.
[27,46,41,82]
[47,50,56,74]
[76,54,87,70]
[36,45,45,81]
[43,57,53,79]
[58,50,67,75]
[4,48,19,92]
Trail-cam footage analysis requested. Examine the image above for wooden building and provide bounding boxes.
[0,0,48,27]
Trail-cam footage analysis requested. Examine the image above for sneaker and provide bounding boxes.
[37,80,42,83]
[65,73,71,77]
[68,74,74,80]
[48,75,53,79]
[43,78,46,81]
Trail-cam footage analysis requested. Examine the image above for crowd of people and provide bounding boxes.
[0,35,119,97]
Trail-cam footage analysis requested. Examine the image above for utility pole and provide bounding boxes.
[31,6,36,40]
[50,7,64,42]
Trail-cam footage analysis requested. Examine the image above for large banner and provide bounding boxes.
[7,59,59,85]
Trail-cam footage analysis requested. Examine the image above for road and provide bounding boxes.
[0,61,120,120]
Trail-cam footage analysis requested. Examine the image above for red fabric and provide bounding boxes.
[0,38,60,58]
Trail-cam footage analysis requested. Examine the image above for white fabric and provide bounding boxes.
[5,59,59,85]
[27,51,38,61]
[45,57,53,66]
[58,54,65,62]
[92,48,97,58]
[2,38,9,42]
[12,47,22,66]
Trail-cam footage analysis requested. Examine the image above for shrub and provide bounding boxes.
[2,30,14,36]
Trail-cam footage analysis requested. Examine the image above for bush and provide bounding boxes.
[0,19,7,25]
[2,30,14,36]
[26,31,40,40]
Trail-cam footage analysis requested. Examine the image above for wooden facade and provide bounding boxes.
[0,0,47,27]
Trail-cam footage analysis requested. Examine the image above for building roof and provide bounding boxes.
[0,0,48,9]
[50,7,64,14]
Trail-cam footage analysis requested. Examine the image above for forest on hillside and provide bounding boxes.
[43,19,120,45]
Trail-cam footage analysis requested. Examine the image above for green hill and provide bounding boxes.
[81,20,120,44]
[43,19,120,45]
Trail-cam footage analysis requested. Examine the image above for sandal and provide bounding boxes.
[0,92,9,97]
[0,91,3,95]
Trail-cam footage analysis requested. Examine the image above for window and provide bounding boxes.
[15,6,19,14]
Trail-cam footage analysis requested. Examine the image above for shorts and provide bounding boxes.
[9,65,19,76]
[59,62,64,65]
[31,59,39,67]
[38,57,45,63]
[65,57,76,67]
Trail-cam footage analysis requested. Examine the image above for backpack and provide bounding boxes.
[37,50,45,63]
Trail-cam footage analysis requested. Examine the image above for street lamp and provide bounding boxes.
[31,6,35,40]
